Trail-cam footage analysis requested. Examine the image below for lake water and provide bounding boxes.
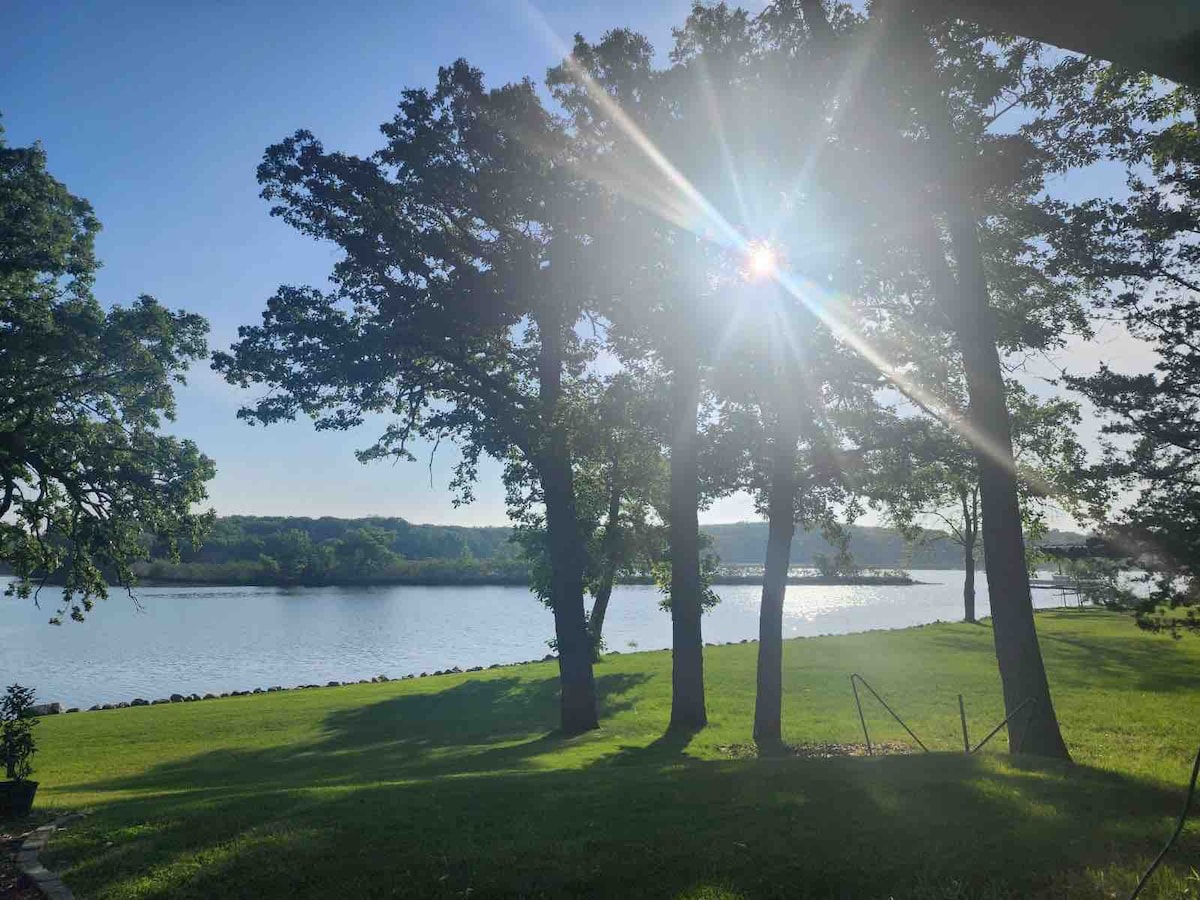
[1,571,1073,708]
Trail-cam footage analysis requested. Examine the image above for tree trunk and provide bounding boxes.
[960,489,977,624]
[538,313,599,736]
[947,210,1068,758]
[588,455,622,659]
[962,543,976,624]
[753,402,802,745]
[894,11,1070,760]
[668,359,707,732]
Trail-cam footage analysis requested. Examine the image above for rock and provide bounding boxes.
[189,693,202,701]
[151,699,169,705]
[419,672,428,678]
[65,707,79,713]
[467,666,482,673]
[488,663,501,669]
[376,674,390,682]
[88,705,101,712]
[117,701,129,708]
[169,693,184,703]
[252,688,264,694]
[130,698,148,707]
[101,703,114,710]
[267,686,281,693]
[203,693,217,700]
[403,674,414,679]
[219,693,229,698]
[450,666,463,674]
[542,654,555,661]
[30,702,62,716]
[326,681,340,687]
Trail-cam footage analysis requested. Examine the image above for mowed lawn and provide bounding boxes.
[15,610,1200,898]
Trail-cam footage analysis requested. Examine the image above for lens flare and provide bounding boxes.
[747,242,778,281]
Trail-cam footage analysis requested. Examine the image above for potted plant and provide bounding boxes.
[0,684,39,818]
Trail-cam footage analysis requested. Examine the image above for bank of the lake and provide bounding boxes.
[24,610,1200,899]
[3,571,1066,709]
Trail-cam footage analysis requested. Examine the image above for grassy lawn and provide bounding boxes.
[13,610,1200,898]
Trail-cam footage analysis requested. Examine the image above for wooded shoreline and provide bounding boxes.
[124,572,922,588]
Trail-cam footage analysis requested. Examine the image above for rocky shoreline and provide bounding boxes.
[32,639,779,714]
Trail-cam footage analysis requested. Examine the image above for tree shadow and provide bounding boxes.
[68,672,649,797]
[924,613,1200,695]
[48,749,1198,899]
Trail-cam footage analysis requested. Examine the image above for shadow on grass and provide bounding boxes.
[925,612,1200,695]
[70,672,649,796]
[42,618,1200,898]
[49,749,1199,899]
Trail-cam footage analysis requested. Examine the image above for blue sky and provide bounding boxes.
[2,1,1151,528]
[1,0,705,524]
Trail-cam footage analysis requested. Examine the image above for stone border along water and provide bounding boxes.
[33,638,789,713]
[15,812,83,900]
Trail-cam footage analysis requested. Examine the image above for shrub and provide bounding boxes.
[1,684,38,781]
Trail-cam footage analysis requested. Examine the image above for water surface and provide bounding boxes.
[1,571,1072,707]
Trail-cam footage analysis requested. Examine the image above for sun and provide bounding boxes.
[746,241,778,280]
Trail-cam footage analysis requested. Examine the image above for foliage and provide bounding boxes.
[214,59,612,731]
[1037,71,1200,632]
[1,684,37,782]
[0,125,215,623]
[873,384,1101,565]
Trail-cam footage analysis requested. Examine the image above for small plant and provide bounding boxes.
[2,683,38,782]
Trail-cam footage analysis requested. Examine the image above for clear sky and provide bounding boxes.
[1,1,1153,528]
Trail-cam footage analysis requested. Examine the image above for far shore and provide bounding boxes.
[123,572,925,589]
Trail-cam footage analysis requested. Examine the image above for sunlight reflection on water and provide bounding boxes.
[1,571,1066,707]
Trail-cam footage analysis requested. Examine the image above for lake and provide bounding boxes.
[1,571,1074,708]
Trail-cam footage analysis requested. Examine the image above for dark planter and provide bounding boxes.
[0,780,38,818]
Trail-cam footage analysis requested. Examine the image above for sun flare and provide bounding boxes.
[747,242,778,280]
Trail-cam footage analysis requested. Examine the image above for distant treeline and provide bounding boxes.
[702,523,1087,568]
[128,516,1087,586]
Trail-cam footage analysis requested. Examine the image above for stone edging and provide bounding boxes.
[16,813,82,900]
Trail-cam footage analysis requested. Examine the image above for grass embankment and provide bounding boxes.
[17,611,1200,899]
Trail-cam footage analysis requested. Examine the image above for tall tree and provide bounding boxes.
[786,1,1085,756]
[885,14,1079,756]
[547,28,729,731]
[0,125,215,623]
[214,63,603,733]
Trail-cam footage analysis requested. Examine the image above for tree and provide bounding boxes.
[782,1,1086,756]
[1038,69,1200,631]
[577,376,669,655]
[215,62,605,733]
[886,16,1080,756]
[880,385,1099,623]
[547,27,729,731]
[334,526,399,578]
[0,125,215,623]
[509,372,669,659]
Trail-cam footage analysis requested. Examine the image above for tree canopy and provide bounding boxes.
[0,125,215,622]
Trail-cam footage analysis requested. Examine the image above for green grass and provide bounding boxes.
[17,610,1200,898]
